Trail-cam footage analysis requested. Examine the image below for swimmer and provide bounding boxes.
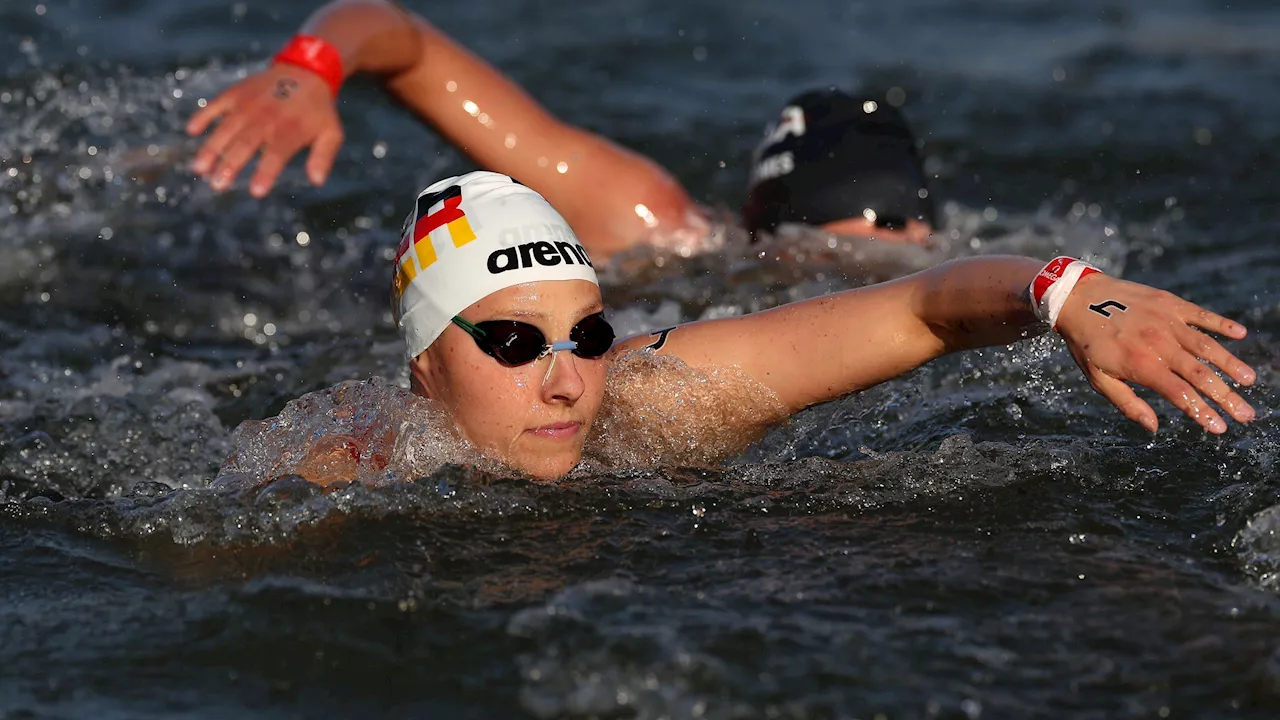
[263,171,1256,485]
[186,0,935,259]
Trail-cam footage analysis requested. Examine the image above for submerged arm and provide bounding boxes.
[615,256,1257,432]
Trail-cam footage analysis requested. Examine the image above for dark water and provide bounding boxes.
[3,0,1280,717]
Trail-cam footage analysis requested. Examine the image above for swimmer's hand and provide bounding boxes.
[1055,274,1257,434]
[186,64,344,198]
[293,434,362,487]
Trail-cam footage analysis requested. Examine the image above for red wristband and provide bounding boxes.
[1029,256,1102,329]
[273,35,344,98]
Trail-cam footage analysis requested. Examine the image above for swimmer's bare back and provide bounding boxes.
[186,0,700,260]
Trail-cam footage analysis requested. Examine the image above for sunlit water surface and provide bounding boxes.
[2,0,1279,717]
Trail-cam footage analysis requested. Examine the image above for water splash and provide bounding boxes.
[586,350,788,471]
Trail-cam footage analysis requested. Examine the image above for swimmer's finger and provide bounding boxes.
[1179,299,1248,340]
[192,105,262,181]
[305,125,344,186]
[1088,370,1158,433]
[209,123,271,193]
[1176,324,1256,387]
[249,135,310,198]
[1146,368,1227,434]
[1172,354,1254,424]
[186,90,238,137]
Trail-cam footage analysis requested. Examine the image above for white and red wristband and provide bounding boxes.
[273,35,345,97]
[1029,256,1101,329]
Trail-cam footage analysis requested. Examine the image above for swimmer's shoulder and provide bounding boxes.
[609,325,685,360]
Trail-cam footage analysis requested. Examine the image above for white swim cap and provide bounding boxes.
[392,171,599,360]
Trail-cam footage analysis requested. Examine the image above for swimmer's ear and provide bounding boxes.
[408,354,433,399]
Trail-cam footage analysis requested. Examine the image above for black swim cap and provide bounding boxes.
[741,89,936,235]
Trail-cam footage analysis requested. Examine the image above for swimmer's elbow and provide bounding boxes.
[900,269,958,355]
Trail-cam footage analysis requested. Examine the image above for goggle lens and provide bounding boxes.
[456,313,615,367]
[569,313,615,359]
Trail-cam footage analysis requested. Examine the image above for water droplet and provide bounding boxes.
[634,204,657,228]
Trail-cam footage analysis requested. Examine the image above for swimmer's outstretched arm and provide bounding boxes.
[188,0,420,195]
[187,0,697,258]
[614,256,1258,434]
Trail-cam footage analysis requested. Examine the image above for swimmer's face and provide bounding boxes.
[410,280,608,481]
[818,215,933,244]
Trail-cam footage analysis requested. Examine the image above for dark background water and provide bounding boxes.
[2,0,1279,717]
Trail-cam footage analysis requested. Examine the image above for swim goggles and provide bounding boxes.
[450,312,615,367]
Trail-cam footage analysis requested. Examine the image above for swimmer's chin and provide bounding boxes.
[520,424,587,481]
[514,454,583,482]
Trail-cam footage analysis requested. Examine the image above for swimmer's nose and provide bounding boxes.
[540,347,586,405]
